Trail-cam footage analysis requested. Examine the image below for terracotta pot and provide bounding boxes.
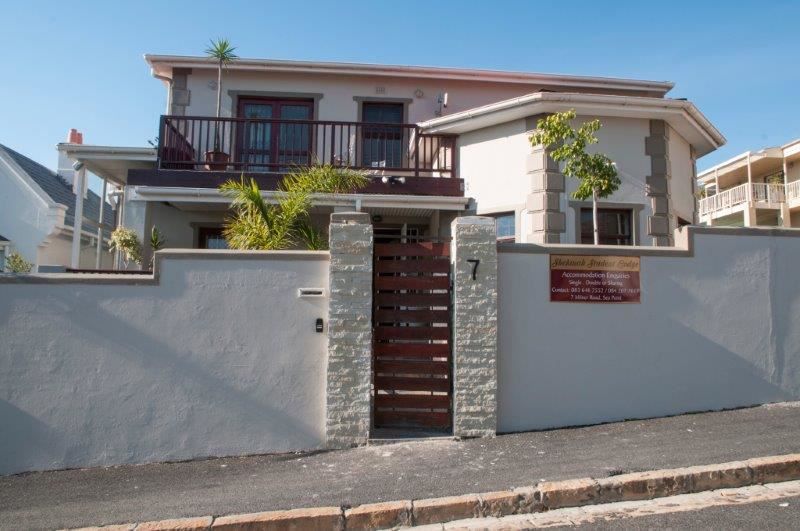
[204,151,230,171]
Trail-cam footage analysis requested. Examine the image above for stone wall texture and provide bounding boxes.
[326,212,373,447]
[451,216,498,437]
[645,119,673,246]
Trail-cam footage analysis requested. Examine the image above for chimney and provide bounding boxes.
[58,128,86,194]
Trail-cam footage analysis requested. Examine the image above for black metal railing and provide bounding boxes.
[158,115,457,178]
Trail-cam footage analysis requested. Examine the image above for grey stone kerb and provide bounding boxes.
[526,114,566,244]
[326,212,373,448]
[451,216,498,437]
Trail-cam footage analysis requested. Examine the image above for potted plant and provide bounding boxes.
[204,38,238,170]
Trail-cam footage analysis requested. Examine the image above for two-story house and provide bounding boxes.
[697,138,800,228]
[59,55,724,265]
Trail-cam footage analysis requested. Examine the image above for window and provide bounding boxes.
[236,98,314,170]
[490,212,515,242]
[361,102,404,168]
[198,228,228,249]
[580,208,632,245]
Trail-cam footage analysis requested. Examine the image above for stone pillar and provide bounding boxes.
[451,216,498,438]
[645,120,673,246]
[170,68,192,116]
[326,212,373,448]
[526,116,565,243]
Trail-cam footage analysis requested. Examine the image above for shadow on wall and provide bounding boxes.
[0,258,327,475]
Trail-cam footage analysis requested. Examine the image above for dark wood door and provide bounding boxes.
[372,239,453,431]
[237,98,313,170]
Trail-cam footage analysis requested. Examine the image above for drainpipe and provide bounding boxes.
[152,71,174,114]
[95,178,107,269]
[70,162,87,268]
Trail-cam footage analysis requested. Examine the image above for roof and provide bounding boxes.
[144,55,674,97]
[0,234,8,242]
[418,91,726,158]
[0,144,114,231]
[697,137,800,182]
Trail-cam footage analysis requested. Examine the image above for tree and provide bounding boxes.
[529,110,619,245]
[220,164,369,250]
[205,38,238,120]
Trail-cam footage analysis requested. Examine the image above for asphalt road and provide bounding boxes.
[1,402,799,530]
[589,494,800,529]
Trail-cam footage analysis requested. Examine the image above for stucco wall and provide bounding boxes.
[0,251,329,475]
[185,70,549,123]
[496,228,800,433]
[668,126,695,225]
[459,115,660,244]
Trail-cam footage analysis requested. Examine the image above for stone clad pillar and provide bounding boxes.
[451,217,498,437]
[526,114,566,244]
[326,212,373,448]
[645,120,673,246]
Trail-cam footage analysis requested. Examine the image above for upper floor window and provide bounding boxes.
[361,102,404,168]
[580,208,632,245]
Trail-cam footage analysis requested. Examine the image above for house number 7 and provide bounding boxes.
[467,259,480,280]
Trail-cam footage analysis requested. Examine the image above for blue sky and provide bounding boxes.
[2,0,798,191]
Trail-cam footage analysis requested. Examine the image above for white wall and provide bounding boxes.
[0,251,329,475]
[0,158,60,266]
[669,126,696,224]
[459,115,662,244]
[496,228,800,433]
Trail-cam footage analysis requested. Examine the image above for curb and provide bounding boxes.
[68,453,800,531]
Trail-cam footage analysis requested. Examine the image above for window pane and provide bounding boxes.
[491,213,515,240]
[580,208,632,245]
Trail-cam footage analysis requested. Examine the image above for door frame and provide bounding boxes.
[236,96,315,170]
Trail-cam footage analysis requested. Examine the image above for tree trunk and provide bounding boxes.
[592,188,599,245]
[216,61,223,119]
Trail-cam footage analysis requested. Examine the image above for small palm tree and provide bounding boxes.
[205,38,238,120]
[220,164,369,250]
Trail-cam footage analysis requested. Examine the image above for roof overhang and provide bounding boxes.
[57,144,157,186]
[697,147,784,184]
[144,54,673,96]
[127,185,470,212]
[418,91,725,157]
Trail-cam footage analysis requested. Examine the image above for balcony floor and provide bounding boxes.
[127,169,464,197]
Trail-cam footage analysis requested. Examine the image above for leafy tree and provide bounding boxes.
[5,251,33,273]
[220,164,369,250]
[205,38,238,120]
[529,109,619,245]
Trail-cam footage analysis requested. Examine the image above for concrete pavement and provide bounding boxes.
[1,402,799,530]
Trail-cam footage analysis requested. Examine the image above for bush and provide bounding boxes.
[5,251,33,273]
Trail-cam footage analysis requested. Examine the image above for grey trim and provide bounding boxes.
[228,91,324,119]
[567,201,645,245]
[0,250,330,285]
[497,225,800,258]
[354,97,411,124]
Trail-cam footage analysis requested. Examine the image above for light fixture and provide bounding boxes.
[380,176,406,185]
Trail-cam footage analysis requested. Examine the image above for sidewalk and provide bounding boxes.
[2,402,799,530]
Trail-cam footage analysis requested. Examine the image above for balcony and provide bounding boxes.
[699,182,800,224]
[127,115,462,197]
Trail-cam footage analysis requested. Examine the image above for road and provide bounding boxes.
[1,402,799,530]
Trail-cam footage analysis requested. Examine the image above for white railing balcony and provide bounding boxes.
[787,180,800,203]
[699,182,787,218]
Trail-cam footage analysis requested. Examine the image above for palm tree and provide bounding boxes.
[205,38,238,120]
[220,164,369,250]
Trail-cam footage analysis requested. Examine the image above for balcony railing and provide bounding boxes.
[787,180,800,203]
[699,182,787,217]
[157,115,457,178]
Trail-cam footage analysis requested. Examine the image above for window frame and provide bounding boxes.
[579,207,634,246]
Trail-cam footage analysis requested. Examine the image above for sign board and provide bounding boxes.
[550,255,640,303]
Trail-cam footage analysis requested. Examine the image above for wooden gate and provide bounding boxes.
[372,239,452,431]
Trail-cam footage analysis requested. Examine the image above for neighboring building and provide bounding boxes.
[0,134,115,271]
[66,55,724,265]
[697,139,800,227]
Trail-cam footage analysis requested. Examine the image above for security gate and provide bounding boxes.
[372,238,452,431]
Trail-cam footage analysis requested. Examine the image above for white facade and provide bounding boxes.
[0,146,112,270]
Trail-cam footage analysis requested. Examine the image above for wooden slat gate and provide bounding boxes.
[373,240,452,431]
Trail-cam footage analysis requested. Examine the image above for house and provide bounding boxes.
[0,133,115,271]
[63,55,724,266]
[697,138,800,227]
